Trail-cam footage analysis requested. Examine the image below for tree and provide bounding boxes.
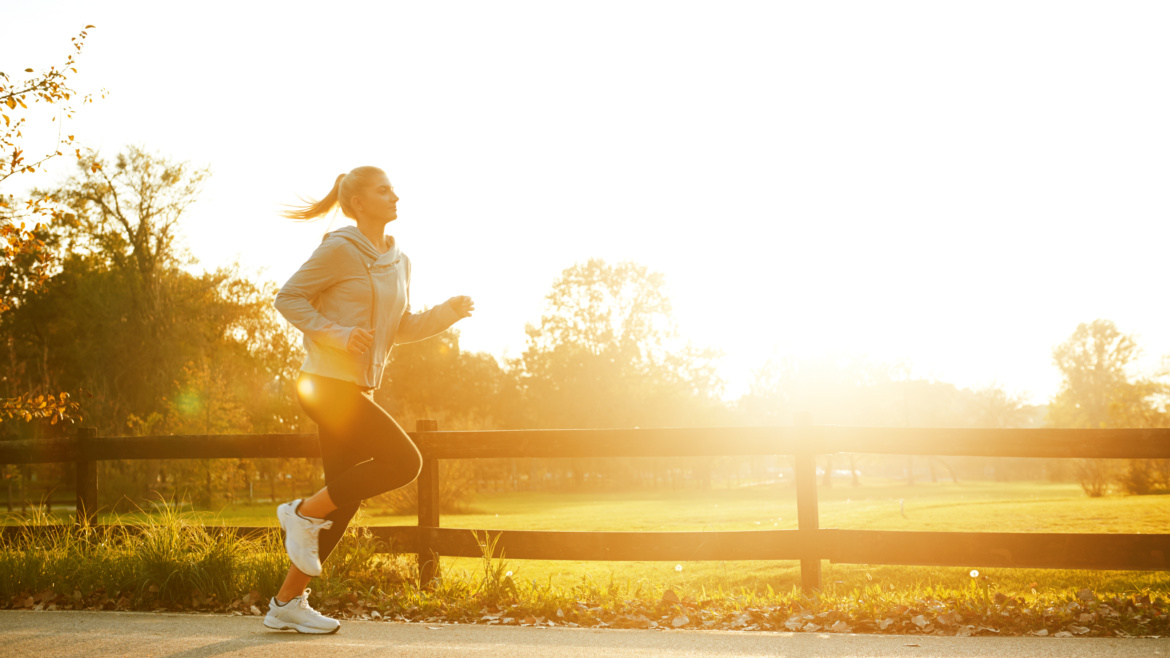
[0,25,101,424]
[0,146,320,509]
[1047,319,1168,496]
[520,259,722,430]
[518,259,724,490]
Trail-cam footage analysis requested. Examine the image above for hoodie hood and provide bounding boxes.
[330,225,401,264]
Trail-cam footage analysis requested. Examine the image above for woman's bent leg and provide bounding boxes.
[296,373,424,563]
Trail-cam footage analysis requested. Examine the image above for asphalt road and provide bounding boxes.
[1,610,1166,657]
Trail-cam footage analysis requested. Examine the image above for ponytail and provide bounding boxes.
[282,173,346,221]
[282,166,385,222]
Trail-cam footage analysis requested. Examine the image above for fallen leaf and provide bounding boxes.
[1031,629,1048,636]
[912,615,928,628]
[879,618,894,630]
[830,620,851,633]
[250,605,262,616]
[1054,631,1073,638]
[672,616,689,628]
[802,622,821,632]
[662,590,680,605]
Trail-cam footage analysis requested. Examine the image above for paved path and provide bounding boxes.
[1,610,1166,657]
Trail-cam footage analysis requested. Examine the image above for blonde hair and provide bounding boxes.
[282,166,385,221]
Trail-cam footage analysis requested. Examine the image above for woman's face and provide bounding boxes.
[356,172,398,224]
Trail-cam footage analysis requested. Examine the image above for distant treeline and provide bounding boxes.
[1,147,1167,513]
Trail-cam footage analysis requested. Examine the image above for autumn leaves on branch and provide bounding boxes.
[1,25,102,423]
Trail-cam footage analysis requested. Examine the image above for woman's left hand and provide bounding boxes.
[448,295,475,319]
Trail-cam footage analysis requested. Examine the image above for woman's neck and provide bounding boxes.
[355,221,387,253]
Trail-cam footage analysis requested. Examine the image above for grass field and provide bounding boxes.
[7,479,1166,596]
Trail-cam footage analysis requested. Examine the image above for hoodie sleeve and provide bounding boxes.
[394,256,460,344]
[274,237,356,352]
[395,302,460,344]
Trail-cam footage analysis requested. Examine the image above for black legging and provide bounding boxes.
[295,371,422,563]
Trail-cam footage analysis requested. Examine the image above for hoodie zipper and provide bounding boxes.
[364,260,378,376]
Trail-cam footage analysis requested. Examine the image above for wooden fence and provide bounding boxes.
[3,422,1169,591]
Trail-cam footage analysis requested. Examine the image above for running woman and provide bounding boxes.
[265,166,474,634]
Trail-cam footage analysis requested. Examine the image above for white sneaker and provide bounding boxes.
[263,588,340,634]
[277,499,333,577]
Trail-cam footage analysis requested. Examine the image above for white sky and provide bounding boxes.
[5,1,1170,404]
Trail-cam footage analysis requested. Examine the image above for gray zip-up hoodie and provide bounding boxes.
[274,225,459,389]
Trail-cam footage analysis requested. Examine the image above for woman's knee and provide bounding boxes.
[373,447,422,496]
[392,446,423,489]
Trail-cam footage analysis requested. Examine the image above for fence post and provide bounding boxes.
[793,412,822,593]
[75,427,98,526]
[416,419,440,586]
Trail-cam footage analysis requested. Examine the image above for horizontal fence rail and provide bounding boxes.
[3,424,1169,590]
[5,427,1170,464]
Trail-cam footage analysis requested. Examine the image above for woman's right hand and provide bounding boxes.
[347,327,374,354]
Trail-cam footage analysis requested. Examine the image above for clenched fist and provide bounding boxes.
[347,327,374,354]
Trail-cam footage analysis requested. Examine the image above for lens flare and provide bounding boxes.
[296,377,315,400]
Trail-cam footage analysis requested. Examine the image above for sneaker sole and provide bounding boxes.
[264,617,340,634]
